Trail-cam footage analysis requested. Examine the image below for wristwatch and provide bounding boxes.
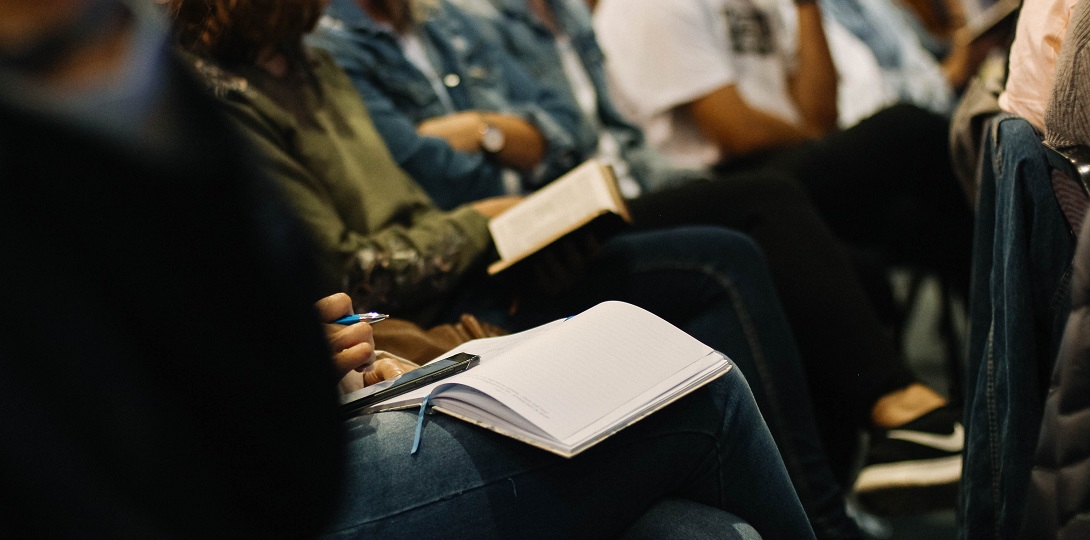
[479,121,506,154]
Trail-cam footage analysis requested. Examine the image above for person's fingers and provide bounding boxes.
[314,292,353,322]
[334,339,377,378]
[328,322,376,377]
[327,320,375,353]
[362,357,417,386]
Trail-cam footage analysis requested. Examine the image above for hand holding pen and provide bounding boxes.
[317,298,412,385]
[315,293,384,378]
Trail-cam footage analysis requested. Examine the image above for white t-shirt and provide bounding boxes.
[594,0,800,168]
[555,34,641,198]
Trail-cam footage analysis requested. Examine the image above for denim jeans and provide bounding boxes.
[621,499,762,540]
[433,226,857,538]
[960,116,1076,539]
[324,366,813,539]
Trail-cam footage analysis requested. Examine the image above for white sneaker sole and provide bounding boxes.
[854,455,962,492]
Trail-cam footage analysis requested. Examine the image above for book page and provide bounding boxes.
[362,302,725,455]
[361,319,567,410]
[488,160,621,262]
[437,302,716,442]
[434,353,727,456]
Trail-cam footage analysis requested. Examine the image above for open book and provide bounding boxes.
[346,301,731,458]
[487,159,631,275]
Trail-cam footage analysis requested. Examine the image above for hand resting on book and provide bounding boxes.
[471,195,524,218]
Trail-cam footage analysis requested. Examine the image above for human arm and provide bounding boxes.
[788,1,838,135]
[594,0,832,158]
[217,91,495,312]
[310,12,584,201]
[684,2,837,155]
[335,65,511,209]
[686,84,819,156]
[416,110,545,171]
[413,6,587,188]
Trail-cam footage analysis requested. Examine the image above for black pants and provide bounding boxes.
[629,172,911,479]
[627,105,969,479]
[723,104,973,293]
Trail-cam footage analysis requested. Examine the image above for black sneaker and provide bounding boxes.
[853,406,963,516]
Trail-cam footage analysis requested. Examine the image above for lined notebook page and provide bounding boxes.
[446,301,714,441]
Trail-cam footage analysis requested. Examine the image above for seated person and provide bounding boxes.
[813,0,1000,127]
[311,0,963,519]
[318,294,813,539]
[592,0,974,299]
[321,0,590,210]
[0,3,815,537]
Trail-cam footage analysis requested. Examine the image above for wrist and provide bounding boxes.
[477,114,506,154]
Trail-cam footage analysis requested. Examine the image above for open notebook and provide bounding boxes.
[348,301,731,458]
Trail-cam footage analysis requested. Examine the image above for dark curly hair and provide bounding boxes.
[166,0,326,65]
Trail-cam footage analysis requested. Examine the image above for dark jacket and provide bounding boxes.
[0,56,343,538]
[186,49,492,316]
[1020,212,1090,538]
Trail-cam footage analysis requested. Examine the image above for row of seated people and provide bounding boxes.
[2,2,810,538]
[294,0,970,535]
[2,0,1058,538]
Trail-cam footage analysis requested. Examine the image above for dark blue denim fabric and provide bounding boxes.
[436,226,860,539]
[327,365,812,539]
[961,116,1076,539]
[308,0,585,209]
[622,499,762,540]
[456,0,700,193]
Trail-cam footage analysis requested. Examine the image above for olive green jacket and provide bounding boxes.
[188,49,492,313]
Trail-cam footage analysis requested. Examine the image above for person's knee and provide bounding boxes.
[684,227,769,276]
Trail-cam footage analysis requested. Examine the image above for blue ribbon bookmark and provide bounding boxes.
[410,393,434,455]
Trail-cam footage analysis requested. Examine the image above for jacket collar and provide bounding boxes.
[493,0,592,39]
[324,0,398,38]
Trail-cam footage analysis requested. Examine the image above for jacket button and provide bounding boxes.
[443,73,461,88]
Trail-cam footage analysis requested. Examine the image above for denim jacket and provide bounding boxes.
[308,0,584,210]
[818,0,953,116]
[454,0,703,193]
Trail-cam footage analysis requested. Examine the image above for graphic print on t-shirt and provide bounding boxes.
[723,5,775,55]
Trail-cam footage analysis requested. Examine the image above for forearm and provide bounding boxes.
[416,111,545,171]
[687,84,814,156]
[789,2,838,136]
[480,112,545,170]
[337,205,493,312]
[244,132,494,310]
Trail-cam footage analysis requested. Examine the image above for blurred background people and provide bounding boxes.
[0,0,345,536]
[166,0,826,537]
[373,0,966,520]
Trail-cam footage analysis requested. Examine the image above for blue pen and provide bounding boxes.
[333,312,390,325]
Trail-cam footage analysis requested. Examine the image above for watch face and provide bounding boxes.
[482,124,506,153]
